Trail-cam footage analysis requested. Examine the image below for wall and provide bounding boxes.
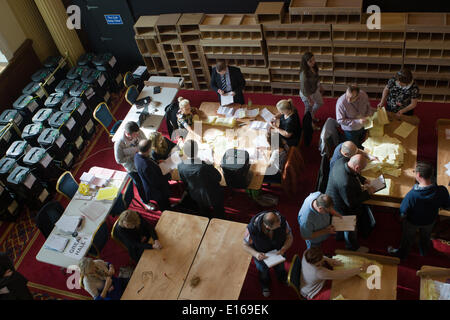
[0,0,27,60]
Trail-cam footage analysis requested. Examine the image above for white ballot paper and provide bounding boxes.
[264,249,286,268]
[368,175,386,193]
[260,108,275,123]
[250,121,270,130]
[434,281,450,300]
[217,106,235,117]
[332,215,356,232]
[254,135,270,148]
[247,109,259,118]
[220,93,234,106]
[159,152,182,176]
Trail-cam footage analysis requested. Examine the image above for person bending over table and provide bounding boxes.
[336,85,375,149]
[177,140,225,219]
[114,121,153,210]
[148,132,177,162]
[79,258,128,300]
[300,247,371,300]
[134,139,171,212]
[210,60,246,105]
[114,210,162,262]
[388,162,450,259]
[330,140,378,172]
[0,252,33,300]
[326,155,377,252]
[378,68,420,117]
[299,52,324,130]
[243,210,293,298]
[298,193,343,249]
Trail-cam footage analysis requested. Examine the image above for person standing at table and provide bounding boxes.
[300,247,371,300]
[177,140,225,219]
[114,210,162,262]
[0,252,33,300]
[148,132,177,162]
[326,155,377,252]
[298,193,343,249]
[210,60,246,105]
[299,52,324,130]
[388,162,450,259]
[336,85,375,148]
[243,210,293,298]
[134,139,171,212]
[330,140,377,172]
[114,121,154,211]
[270,99,302,148]
[378,68,420,117]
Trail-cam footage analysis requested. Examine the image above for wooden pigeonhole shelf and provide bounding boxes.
[240,67,272,93]
[255,2,286,24]
[289,0,362,24]
[176,13,205,44]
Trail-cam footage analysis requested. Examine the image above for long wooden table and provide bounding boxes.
[178,219,251,300]
[417,265,450,300]
[363,113,419,208]
[173,102,278,190]
[121,211,209,300]
[437,119,450,216]
[330,249,400,300]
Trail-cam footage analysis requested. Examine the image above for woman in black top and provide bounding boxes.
[0,252,33,300]
[149,132,177,162]
[378,68,420,117]
[114,210,162,262]
[270,99,302,148]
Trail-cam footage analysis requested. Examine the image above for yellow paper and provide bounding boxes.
[364,117,374,130]
[333,294,346,300]
[369,124,384,137]
[394,122,416,139]
[96,186,119,201]
[383,167,401,177]
[376,107,390,125]
[214,117,236,128]
[203,116,217,125]
[333,254,383,280]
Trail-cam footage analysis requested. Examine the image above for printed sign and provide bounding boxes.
[104,15,123,25]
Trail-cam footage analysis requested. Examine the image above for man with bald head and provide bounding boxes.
[243,210,293,297]
[330,140,377,171]
[326,154,376,252]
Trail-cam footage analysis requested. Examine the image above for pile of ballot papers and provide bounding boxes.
[362,135,406,177]
[332,254,383,280]
[368,107,390,137]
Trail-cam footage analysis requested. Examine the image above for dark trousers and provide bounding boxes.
[128,171,147,204]
[0,273,33,300]
[198,203,225,220]
[343,128,367,149]
[253,258,287,290]
[398,220,435,258]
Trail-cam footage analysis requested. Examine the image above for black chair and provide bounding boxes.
[35,201,65,239]
[287,254,305,300]
[302,111,313,147]
[164,101,179,139]
[87,222,109,258]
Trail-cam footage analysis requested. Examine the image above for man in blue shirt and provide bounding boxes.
[298,192,343,249]
[330,140,377,171]
[388,162,450,259]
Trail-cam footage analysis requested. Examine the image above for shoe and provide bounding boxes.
[262,288,271,298]
[356,246,369,253]
[387,246,399,255]
[143,203,156,211]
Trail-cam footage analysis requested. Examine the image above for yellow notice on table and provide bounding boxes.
[96,186,119,201]
[394,122,416,139]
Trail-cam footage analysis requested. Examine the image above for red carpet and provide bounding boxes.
[1,89,449,300]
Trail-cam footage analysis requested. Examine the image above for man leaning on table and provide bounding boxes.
[243,210,293,298]
[210,60,246,105]
[330,140,378,171]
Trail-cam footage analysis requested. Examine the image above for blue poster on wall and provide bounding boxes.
[104,15,123,25]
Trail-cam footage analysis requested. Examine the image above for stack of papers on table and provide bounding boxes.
[220,93,234,106]
[80,202,107,221]
[332,215,356,231]
[423,279,450,300]
[394,121,416,139]
[254,135,270,148]
[91,177,108,188]
[250,121,270,130]
[332,254,383,280]
[44,234,69,252]
[264,250,286,268]
[217,106,234,117]
[260,108,275,123]
[80,172,94,184]
[362,135,406,175]
[55,216,82,234]
[96,186,119,201]
[376,107,390,125]
[233,108,247,119]
[247,109,259,118]
[91,168,115,180]
[214,117,236,127]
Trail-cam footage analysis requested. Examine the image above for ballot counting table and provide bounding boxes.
[436,119,450,217]
[417,265,450,300]
[112,76,183,143]
[363,113,419,208]
[121,211,251,300]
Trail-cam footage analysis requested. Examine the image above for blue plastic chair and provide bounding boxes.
[35,201,65,239]
[125,85,139,106]
[110,179,135,217]
[123,72,135,88]
[56,171,79,200]
[93,102,123,138]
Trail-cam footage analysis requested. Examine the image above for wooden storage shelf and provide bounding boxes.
[333,62,401,79]
[289,0,362,24]
[404,64,450,80]
[156,14,181,43]
[177,14,204,44]
[200,14,262,32]
[268,44,332,61]
[207,58,267,68]
[406,13,449,32]
[134,16,159,37]
[200,31,262,41]
[255,2,285,24]
[245,84,273,93]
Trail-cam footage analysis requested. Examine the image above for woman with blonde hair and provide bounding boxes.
[176,97,199,134]
[270,99,302,148]
[113,210,162,262]
[149,131,177,162]
[78,258,127,300]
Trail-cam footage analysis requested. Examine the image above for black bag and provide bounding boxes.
[221,149,250,189]
[302,111,313,147]
[164,101,179,139]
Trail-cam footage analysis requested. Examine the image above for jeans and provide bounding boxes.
[254,257,287,290]
[343,128,367,149]
[300,87,323,118]
[343,230,360,251]
[128,171,147,204]
[398,220,435,258]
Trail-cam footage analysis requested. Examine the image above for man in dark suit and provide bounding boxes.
[325,154,376,252]
[134,139,171,211]
[210,60,246,105]
[177,140,225,219]
[0,252,33,300]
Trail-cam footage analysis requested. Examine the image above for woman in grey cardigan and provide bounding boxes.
[299,52,324,130]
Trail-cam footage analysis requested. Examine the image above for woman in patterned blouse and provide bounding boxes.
[378,68,420,117]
